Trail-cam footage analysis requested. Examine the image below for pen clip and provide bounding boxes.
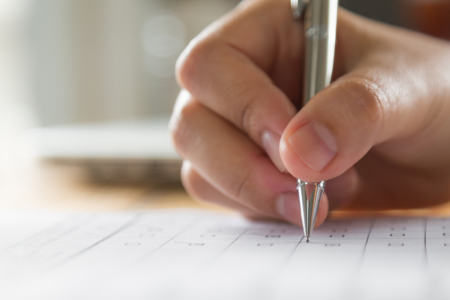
[291,0,310,19]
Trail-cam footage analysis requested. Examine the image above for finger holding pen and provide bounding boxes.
[281,9,450,210]
[171,0,356,226]
[171,0,450,226]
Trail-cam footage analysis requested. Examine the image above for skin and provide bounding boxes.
[169,0,450,228]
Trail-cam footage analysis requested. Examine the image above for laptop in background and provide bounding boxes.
[28,117,182,183]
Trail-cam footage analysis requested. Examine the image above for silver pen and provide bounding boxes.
[291,0,338,242]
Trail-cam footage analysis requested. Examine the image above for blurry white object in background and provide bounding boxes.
[142,10,186,79]
[28,117,182,182]
[30,117,178,160]
[0,0,37,176]
[29,0,239,126]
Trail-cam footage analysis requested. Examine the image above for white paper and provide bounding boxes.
[1,209,449,300]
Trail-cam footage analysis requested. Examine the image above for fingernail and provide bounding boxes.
[276,192,301,225]
[289,122,337,172]
[262,131,286,173]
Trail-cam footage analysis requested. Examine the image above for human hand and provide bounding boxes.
[170,0,450,227]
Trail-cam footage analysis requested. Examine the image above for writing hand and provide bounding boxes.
[170,0,450,226]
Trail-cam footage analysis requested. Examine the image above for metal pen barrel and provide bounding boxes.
[294,0,338,241]
[303,0,338,102]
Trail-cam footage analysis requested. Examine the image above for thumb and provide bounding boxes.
[280,75,387,181]
[279,11,450,182]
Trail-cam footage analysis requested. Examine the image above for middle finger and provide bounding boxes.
[170,92,329,226]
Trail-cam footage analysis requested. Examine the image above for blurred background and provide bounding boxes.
[0,0,449,185]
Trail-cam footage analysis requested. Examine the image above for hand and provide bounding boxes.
[170,0,450,227]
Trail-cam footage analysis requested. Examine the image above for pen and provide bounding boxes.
[291,0,338,242]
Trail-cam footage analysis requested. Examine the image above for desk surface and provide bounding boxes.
[0,160,222,212]
[1,160,450,219]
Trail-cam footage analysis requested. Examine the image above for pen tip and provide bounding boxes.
[306,236,310,243]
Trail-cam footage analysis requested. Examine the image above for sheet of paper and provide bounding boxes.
[1,209,449,300]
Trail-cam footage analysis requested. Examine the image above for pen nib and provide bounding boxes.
[297,180,325,241]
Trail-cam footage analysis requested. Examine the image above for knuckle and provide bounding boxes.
[228,82,261,134]
[336,77,387,132]
[181,163,207,201]
[230,162,273,215]
[224,159,255,203]
[176,39,212,90]
[233,169,253,202]
[169,96,200,157]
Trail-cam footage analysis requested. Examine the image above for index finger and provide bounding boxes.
[176,0,301,171]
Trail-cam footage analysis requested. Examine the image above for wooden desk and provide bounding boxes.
[1,160,450,219]
[0,160,223,212]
